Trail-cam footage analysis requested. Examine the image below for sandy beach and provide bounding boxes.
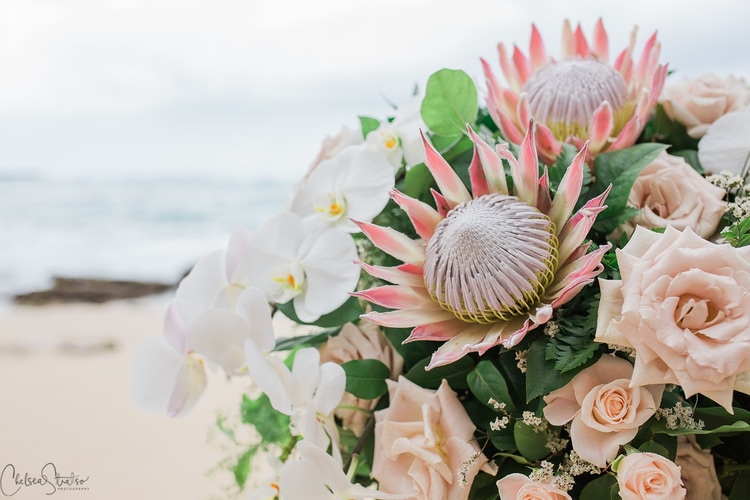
[0,298,265,500]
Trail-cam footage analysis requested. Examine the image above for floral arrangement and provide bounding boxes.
[131,19,750,499]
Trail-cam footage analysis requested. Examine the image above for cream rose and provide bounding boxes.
[318,320,403,435]
[674,435,722,500]
[372,377,497,500]
[543,355,663,468]
[596,225,750,411]
[616,152,725,239]
[616,452,686,499]
[660,73,750,138]
[496,473,571,500]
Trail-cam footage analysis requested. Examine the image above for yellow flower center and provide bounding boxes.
[314,192,347,221]
[521,57,631,141]
[423,194,558,323]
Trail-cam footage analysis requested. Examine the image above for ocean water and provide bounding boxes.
[0,173,293,300]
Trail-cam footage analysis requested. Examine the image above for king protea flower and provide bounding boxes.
[354,123,610,368]
[482,19,668,163]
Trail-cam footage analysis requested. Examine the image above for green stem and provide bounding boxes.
[343,416,376,474]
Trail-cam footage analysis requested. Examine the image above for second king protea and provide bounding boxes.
[354,123,610,368]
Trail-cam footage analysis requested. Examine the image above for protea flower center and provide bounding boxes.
[521,57,629,141]
[423,193,558,323]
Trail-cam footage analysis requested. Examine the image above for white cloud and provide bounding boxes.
[0,0,747,177]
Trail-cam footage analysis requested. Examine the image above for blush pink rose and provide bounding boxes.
[318,320,404,435]
[372,377,497,500]
[596,226,750,411]
[496,473,571,500]
[660,73,750,138]
[674,435,722,500]
[543,355,663,468]
[616,452,686,500]
[616,152,725,239]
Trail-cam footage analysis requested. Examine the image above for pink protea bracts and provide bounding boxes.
[482,19,668,163]
[353,123,611,369]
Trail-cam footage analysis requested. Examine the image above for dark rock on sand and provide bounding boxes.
[13,277,175,305]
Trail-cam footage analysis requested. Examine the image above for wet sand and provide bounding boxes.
[0,299,266,500]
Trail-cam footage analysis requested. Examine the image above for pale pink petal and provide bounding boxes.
[494,107,526,144]
[512,120,540,207]
[548,244,611,308]
[537,167,552,214]
[498,42,522,92]
[570,416,634,468]
[535,123,563,164]
[512,45,531,84]
[467,125,509,195]
[468,139,491,198]
[529,24,548,70]
[406,319,466,342]
[430,188,452,217]
[588,102,614,154]
[517,92,532,127]
[390,189,443,240]
[558,187,610,265]
[561,20,574,58]
[352,285,433,310]
[548,142,587,232]
[573,23,590,57]
[354,221,425,265]
[591,18,609,62]
[421,131,472,206]
[356,261,425,287]
[608,115,641,151]
[362,307,456,328]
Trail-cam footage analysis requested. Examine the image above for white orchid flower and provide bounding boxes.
[132,251,275,416]
[244,345,345,459]
[290,144,395,233]
[278,441,408,500]
[243,211,359,323]
[365,94,426,169]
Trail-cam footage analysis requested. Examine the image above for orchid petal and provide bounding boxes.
[188,309,250,375]
[699,111,750,176]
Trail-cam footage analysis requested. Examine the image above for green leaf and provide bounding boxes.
[544,312,602,373]
[580,474,619,500]
[526,337,582,402]
[729,471,750,500]
[274,328,339,352]
[404,354,475,390]
[638,440,670,459]
[383,327,439,370]
[233,449,255,489]
[652,406,750,436]
[240,393,292,445]
[588,143,668,235]
[359,116,381,138]
[514,421,549,461]
[421,69,478,137]
[670,149,703,173]
[467,360,519,414]
[403,163,436,204]
[342,359,390,399]
[277,295,364,328]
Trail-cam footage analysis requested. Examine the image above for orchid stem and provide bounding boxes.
[343,416,376,474]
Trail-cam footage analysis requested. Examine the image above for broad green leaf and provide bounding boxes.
[467,360,519,414]
[383,327,439,370]
[671,148,703,173]
[403,163,436,204]
[404,355,474,390]
[729,471,750,500]
[638,440,670,459]
[277,295,363,328]
[580,474,619,500]
[588,143,667,235]
[526,336,582,402]
[421,69,478,137]
[233,449,255,489]
[514,421,549,461]
[342,359,390,400]
[273,328,339,352]
[240,393,292,445]
[359,116,381,138]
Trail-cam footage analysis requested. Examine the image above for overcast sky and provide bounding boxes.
[0,0,748,180]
